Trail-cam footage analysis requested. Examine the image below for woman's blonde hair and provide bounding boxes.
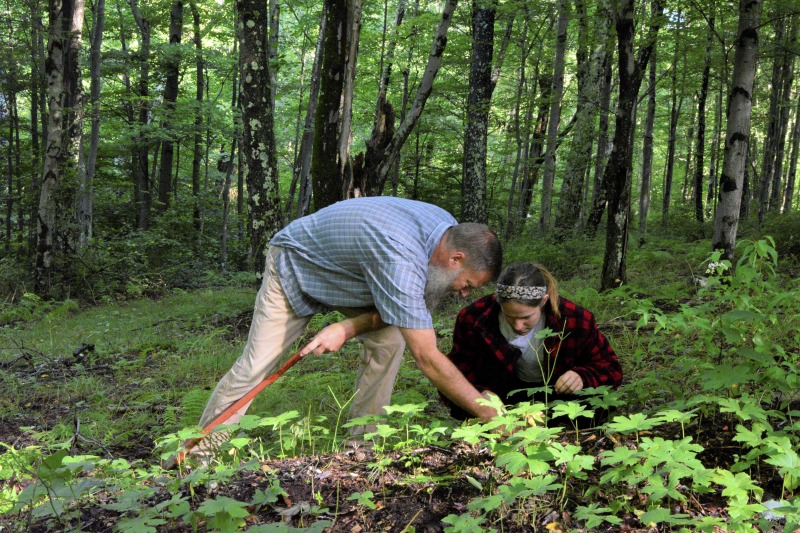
[496,262,560,318]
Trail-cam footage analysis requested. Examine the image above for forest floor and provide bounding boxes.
[1,397,787,532]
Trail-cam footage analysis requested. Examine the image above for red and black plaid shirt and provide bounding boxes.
[444,294,622,407]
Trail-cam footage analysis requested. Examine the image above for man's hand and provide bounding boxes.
[299,322,349,356]
[298,311,384,357]
[554,370,583,394]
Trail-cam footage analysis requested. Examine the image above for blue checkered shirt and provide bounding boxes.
[270,197,456,329]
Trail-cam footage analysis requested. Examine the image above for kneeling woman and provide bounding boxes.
[442,262,623,423]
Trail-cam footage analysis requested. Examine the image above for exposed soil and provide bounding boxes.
[2,414,793,532]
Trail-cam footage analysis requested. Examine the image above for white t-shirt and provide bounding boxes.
[499,316,546,383]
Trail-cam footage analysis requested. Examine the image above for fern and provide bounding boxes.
[179,389,211,427]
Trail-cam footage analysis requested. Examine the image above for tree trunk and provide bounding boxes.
[461,0,496,224]
[129,0,151,230]
[371,0,459,189]
[693,16,713,224]
[190,0,204,233]
[554,0,605,236]
[599,0,662,291]
[638,41,657,237]
[662,9,684,220]
[35,0,86,293]
[539,0,568,232]
[706,70,724,218]
[586,0,613,232]
[238,0,281,274]
[157,0,183,212]
[769,16,797,212]
[711,0,761,261]
[289,8,324,220]
[783,91,800,212]
[338,0,364,199]
[311,0,348,211]
[79,0,104,249]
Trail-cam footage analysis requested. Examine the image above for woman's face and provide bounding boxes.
[500,297,548,335]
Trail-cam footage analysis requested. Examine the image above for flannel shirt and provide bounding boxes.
[270,197,456,329]
[443,294,622,412]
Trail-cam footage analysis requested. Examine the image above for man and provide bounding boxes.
[193,197,502,461]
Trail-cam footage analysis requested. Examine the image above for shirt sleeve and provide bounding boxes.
[361,261,432,329]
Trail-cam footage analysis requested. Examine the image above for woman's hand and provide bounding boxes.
[554,370,584,394]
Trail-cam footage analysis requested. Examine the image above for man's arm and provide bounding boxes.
[400,327,499,420]
[298,311,385,356]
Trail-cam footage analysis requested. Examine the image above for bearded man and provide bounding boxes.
[191,197,502,460]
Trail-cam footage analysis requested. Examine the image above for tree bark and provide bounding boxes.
[157,0,184,212]
[311,0,348,211]
[290,8,324,220]
[338,0,364,199]
[782,93,800,212]
[539,0,568,232]
[238,0,281,274]
[555,0,606,236]
[711,0,761,261]
[662,9,684,220]
[190,0,204,233]
[129,0,151,230]
[693,16,713,224]
[371,0,459,189]
[599,0,662,291]
[35,0,86,293]
[79,0,104,248]
[461,0,496,224]
[638,40,657,237]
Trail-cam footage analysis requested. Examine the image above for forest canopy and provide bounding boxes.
[0,0,797,297]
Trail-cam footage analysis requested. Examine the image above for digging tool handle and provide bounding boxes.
[170,350,305,467]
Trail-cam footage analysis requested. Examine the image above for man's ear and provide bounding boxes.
[449,251,465,267]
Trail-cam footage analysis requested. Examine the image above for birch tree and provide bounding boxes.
[35,0,86,292]
[711,0,761,261]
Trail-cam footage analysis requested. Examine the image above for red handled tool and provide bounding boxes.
[162,350,306,469]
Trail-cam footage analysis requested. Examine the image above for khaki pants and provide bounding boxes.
[197,246,406,446]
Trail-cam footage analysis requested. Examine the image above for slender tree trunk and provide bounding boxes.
[338,0,363,199]
[157,0,183,212]
[599,0,662,291]
[707,71,723,218]
[505,7,531,239]
[190,0,204,233]
[79,0,104,248]
[662,10,684,220]
[130,0,151,230]
[783,92,800,212]
[238,0,281,274]
[681,100,696,202]
[461,0,496,224]
[539,0,568,232]
[29,0,46,253]
[371,0,459,188]
[291,8,324,219]
[269,0,279,106]
[36,0,86,293]
[638,43,657,237]
[711,0,761,261]
[587,0,613,232]
[769,16,797,212]
[4,94,11,253]
[693,16,713,224]
[555,0,605,235]
[311,0,348,210]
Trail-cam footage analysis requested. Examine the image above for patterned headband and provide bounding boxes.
[496,284,547,301]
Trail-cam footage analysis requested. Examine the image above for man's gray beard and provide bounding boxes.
[424,264,460,312]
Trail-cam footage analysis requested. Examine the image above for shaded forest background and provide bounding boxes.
[0,0,797,300]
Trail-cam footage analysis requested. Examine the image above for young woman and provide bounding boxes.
[442,262,623,422]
